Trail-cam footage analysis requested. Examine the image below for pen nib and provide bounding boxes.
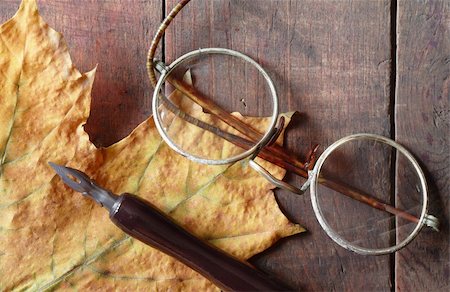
[48,162,119,212]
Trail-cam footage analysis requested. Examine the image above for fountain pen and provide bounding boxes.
[48,162,290,291]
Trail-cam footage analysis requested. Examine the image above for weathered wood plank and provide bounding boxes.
[5,0,447,290]
[395,1,449,291]
[0,0,161,147]
[165,0,393,290]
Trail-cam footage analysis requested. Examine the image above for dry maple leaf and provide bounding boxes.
[0,0,304,290]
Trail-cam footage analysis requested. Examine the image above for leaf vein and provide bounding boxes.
[168,164,233,214]
[37,235,131,291]
[0,24,27,171]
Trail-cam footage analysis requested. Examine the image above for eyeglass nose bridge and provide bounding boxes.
[247,115,317,195]
[248,159,315,195]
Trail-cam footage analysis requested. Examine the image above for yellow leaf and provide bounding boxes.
[0,0,304,290]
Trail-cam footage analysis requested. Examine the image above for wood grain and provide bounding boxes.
[1,0,448,290]
[165,0,393,290]
[395,1,449,291]
[0,0,161,147]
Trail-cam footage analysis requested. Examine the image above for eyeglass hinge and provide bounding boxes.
[423,214,439,232]
[153,59,169,74]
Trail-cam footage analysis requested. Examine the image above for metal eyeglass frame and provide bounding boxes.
[152,47,439,256]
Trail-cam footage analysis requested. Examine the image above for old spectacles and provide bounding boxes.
[147,2,439,256]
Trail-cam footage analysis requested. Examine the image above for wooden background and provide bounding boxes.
[1,0,448,291]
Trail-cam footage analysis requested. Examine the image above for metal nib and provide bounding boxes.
[48,162,119,212]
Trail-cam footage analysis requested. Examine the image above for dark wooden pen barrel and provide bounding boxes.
[110,193,290,291]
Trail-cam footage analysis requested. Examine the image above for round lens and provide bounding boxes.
[310,134,427,254]
[153,48,278,165]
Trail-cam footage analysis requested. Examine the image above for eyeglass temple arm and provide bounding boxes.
[147,0,191,88]
[249,159,439,232]
[319,175,439,231]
